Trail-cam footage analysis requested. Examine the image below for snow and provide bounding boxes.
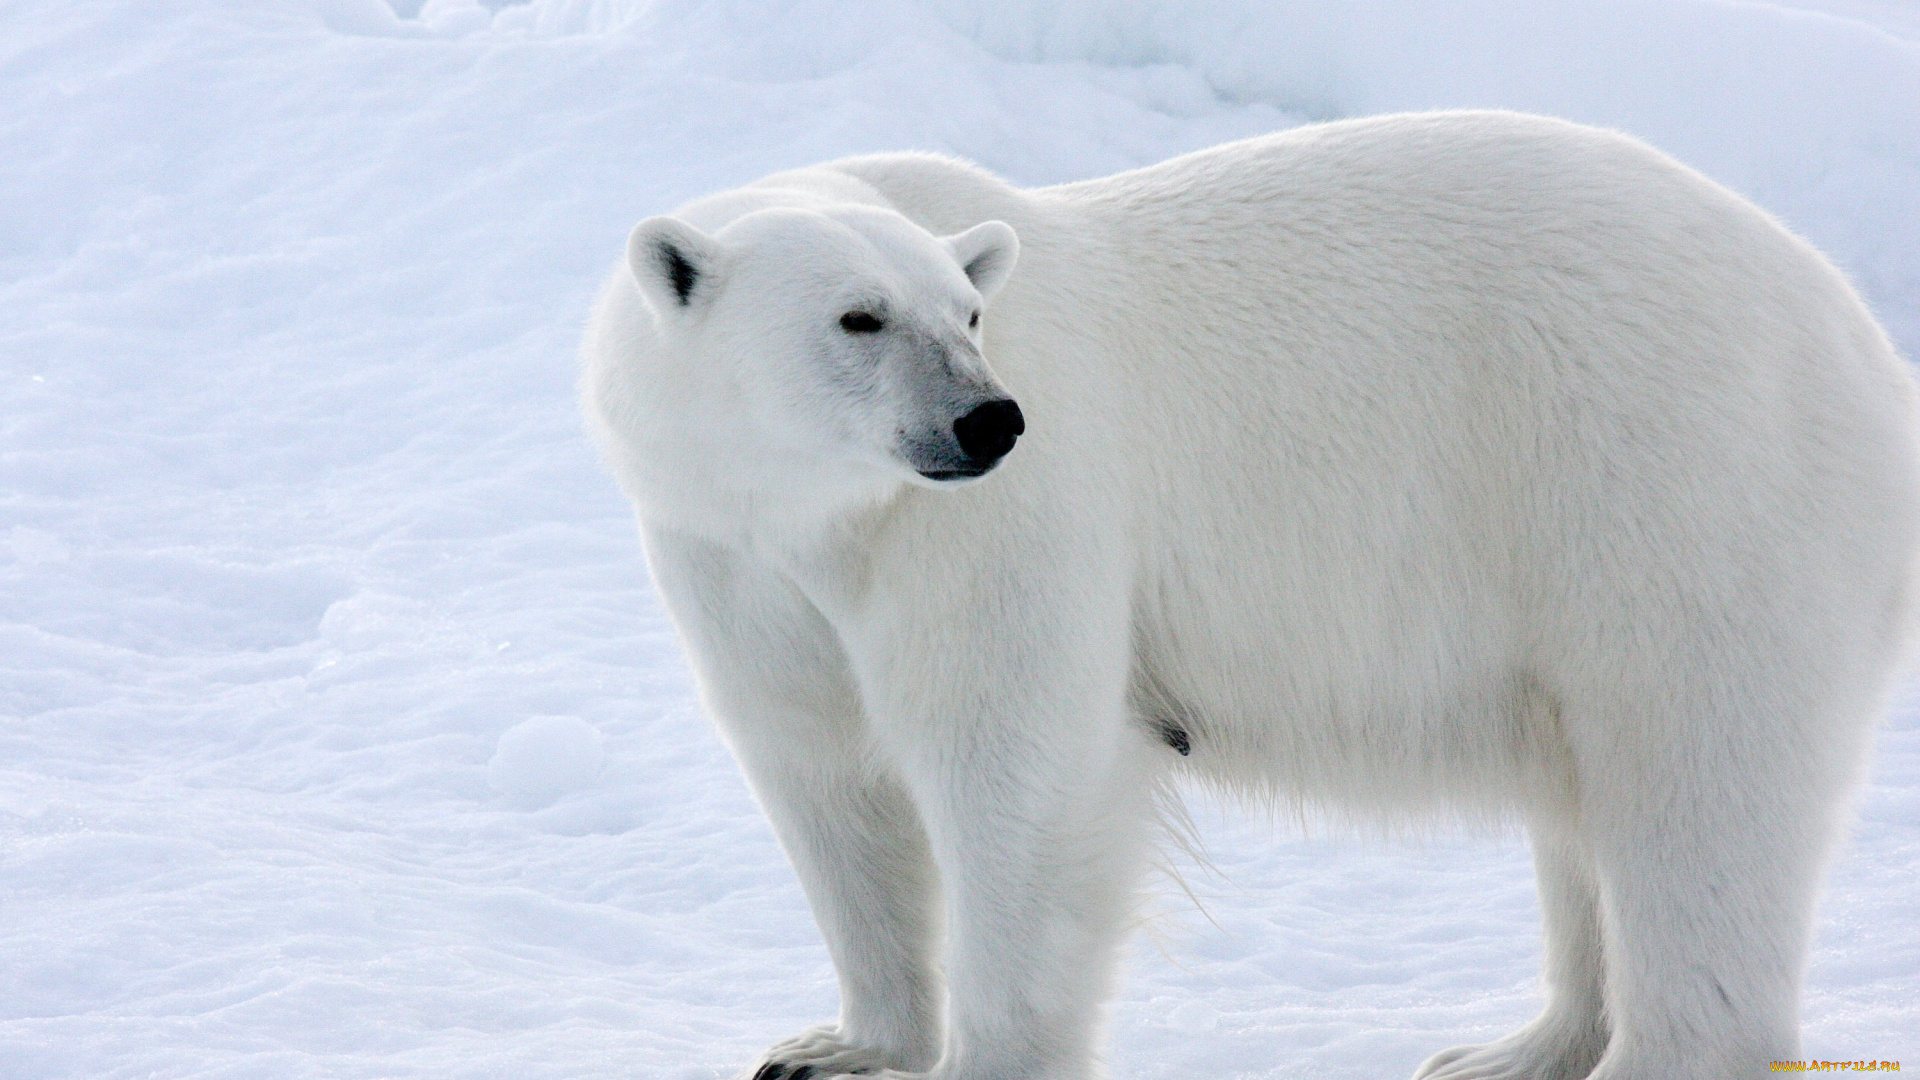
[2,0,1917,1076]
[488,715,606,808]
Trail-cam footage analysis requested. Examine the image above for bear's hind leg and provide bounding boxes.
[1579,797,1817,1079]
[1564,681,1855,1080]
[1414,824,1610,1080]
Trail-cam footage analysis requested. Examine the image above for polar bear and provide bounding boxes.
[582,111,1920,1080]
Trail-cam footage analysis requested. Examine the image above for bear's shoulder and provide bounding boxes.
[819,153,1027,236]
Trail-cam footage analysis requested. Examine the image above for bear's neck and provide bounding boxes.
[640,454,902,626]
[632,435,902,559]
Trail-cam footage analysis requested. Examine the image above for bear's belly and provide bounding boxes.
[1130,562,1556,815]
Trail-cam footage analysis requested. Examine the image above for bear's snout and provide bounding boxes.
[952,398,1025,468]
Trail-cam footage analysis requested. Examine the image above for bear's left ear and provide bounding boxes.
[944,221,1020,300]
[627,216,722,319]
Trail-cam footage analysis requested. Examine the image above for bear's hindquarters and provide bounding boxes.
[1533,552,1903,1079]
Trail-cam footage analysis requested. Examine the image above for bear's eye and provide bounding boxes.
[840,311,884,333]
[969,310,980,329]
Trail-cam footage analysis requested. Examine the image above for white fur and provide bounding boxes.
[582,111,1920,1080]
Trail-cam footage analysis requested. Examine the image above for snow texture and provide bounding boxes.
[2,0,1916,1076]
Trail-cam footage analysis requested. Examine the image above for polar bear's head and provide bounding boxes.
[624,204,1022,493]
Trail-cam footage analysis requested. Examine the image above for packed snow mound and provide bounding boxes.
[490,715,606,808]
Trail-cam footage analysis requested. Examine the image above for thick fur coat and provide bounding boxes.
[583,110,1920,1080]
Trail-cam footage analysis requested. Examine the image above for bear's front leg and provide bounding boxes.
[850,562,1155,1080]
[643,532,945,1078]
[723,748,945,1080]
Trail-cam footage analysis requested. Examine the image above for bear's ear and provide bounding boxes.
[944,220,1020,300]
[627,216,721,318]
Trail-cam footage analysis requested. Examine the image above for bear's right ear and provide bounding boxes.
[627,216,721,318]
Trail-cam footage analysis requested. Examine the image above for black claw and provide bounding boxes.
[752,1064,787,1080]
[789,1068,815,1080]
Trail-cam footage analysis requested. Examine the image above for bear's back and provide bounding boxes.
[834,113,1919,795]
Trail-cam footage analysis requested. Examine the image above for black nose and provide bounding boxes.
[952,398,1025,465]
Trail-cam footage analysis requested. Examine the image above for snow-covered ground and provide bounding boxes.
[3,1,1917,1076]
